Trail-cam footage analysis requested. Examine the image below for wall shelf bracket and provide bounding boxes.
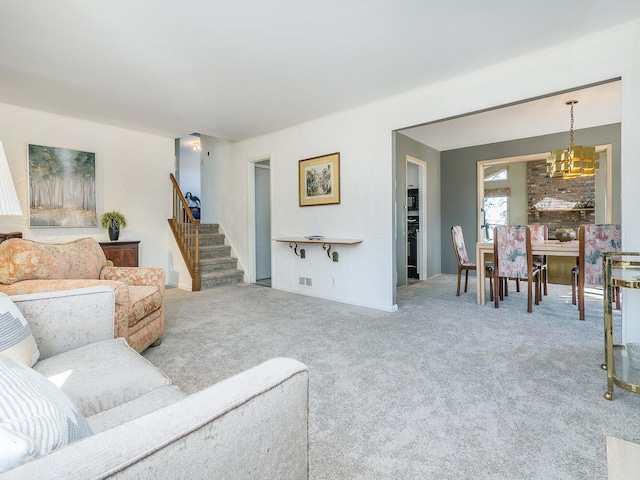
[289,242,305,259]
[323,243,339,262]
[275,237,362,263]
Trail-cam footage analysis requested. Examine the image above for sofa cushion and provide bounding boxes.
[127,286,162,327]
[33,338,173,417]
[0,238,107,285]
[0,293,39,367]
[87,385,186,433]
[0,354,92,473]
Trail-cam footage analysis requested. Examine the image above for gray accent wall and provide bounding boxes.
[440,123,621,275]
[395,133,442,284]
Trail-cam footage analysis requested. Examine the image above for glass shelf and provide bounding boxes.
[603,252,640,400]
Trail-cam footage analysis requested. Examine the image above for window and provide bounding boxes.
[485,167,508,182]
[483,195,508,241]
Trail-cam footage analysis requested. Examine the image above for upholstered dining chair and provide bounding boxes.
[451,225,495,301]
[528,224,548,297]
[571,224,622,320]
[493,225,541,312]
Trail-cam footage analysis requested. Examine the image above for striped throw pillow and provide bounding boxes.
[0,354,92,472]
[0,293,39,367]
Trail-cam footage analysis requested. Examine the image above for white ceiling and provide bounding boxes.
[399,81,622,151]
[0,1,638,144]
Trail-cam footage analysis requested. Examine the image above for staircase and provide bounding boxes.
[198,223,244,289]
[168,173,243,291]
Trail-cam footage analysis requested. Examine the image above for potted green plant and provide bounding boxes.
[101,210,127,241]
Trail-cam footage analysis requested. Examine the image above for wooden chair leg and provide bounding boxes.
[527,277,533,313]
[542,268,548,296]
[456,267,462,296]
[494,274,500,308]
[578,280,585,321]
[615,287,621,310]
[487,268,494,302]
[515,278,521,293]
[571,271,577,305]
[464,269,469,293]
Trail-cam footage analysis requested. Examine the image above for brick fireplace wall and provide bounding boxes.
[526,159,596,235]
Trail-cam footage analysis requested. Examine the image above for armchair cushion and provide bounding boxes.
[0,238,107,285]
[0,354,92,473]
[127,286,163,327]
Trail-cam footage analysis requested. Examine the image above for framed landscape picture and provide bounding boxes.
[299,152,340,206]
[28,144,97,227]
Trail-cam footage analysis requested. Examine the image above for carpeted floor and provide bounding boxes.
[143,275,640,479]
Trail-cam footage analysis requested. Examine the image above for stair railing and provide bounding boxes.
[168,173,201,291]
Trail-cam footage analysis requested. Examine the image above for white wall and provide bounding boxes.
[179,150,201,197]
[202,21,640,318]
[2,21,639,321]
[0,102,192,289]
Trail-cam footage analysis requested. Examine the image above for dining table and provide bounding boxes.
[475,239,579,305]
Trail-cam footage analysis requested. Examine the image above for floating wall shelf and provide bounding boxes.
[274,237,363,262]
[528,208,595,220]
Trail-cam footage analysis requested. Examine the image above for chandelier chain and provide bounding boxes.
[569,101,574,150]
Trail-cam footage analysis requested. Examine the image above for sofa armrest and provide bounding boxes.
[10,286,116,360]
[100,266,165,293]
[0,358,309,480]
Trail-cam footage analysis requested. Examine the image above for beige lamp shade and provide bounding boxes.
[0,141,23,215]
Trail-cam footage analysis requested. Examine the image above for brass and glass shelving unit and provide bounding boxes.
[602,252,640,400]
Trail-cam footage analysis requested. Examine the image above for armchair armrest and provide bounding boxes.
[10,286,116,360]
[0,357,309,480]
[100,266,165,293]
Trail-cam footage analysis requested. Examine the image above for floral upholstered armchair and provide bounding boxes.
[0,238,164,352]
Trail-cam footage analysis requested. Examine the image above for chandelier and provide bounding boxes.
[546,100,600,178]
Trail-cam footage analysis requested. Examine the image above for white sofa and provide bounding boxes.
[1,286,309,479]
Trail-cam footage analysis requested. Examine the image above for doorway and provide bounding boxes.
[254,160,271,286]
[176,134,202,201]
[407,156,427,283]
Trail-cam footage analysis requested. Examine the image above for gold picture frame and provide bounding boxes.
[299,152,340,206]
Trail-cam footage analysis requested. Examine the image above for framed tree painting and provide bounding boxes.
[299,152,340,206]
[28,144,97,227]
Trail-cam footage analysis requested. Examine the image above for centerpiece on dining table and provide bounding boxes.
[555,228,576,242]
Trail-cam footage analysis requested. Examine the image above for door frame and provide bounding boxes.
[247,156,272,284]
[407,155,427,280]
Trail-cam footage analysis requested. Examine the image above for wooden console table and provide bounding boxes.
[0,231,22,243]
[274,237,363,262]
[99,241,140,267]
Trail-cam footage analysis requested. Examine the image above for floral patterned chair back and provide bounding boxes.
[451,225,470,265]
[493,225,529,278]
[493,225,540,312]
[528,224,548,243]
[581,224,622,285]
